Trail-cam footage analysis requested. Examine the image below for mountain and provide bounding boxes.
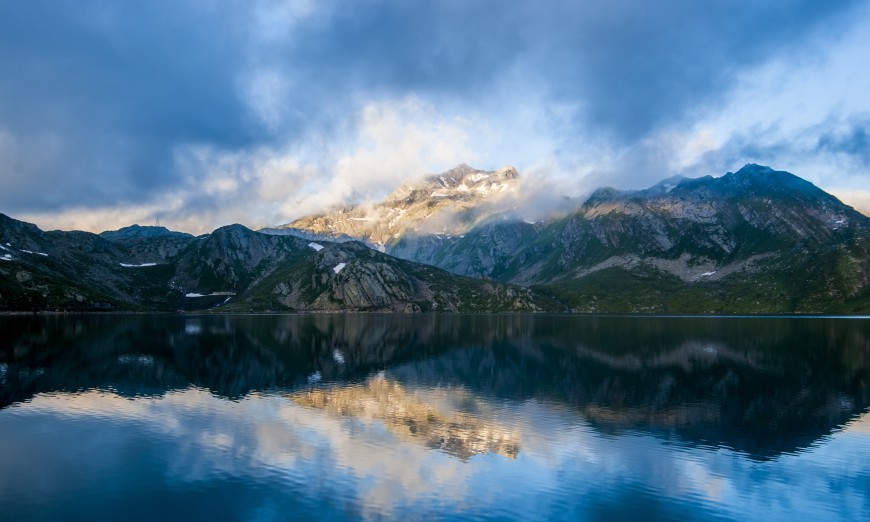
[279,164,870,313]
[263,163,523,251]
[0,214,560,313]
[4,163,869,314]
[99,224,194,241]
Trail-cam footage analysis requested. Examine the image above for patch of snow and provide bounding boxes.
[333,263,346,274]
[333,350,345,365]
[700,271,717,277]
[835,220,845,224]
[4,242,10,246]
[375,243,386,253]
[0,244,7,251]
[308,242,324,251]
[664,184,675,193]
[703,345,717,354]
[523,219,536,225]
[308,371,322,384]
[21,250,48,257]
[0,254,12,261]
[120,262,157,267]
[222,296,231,304]
[185,291,235,298]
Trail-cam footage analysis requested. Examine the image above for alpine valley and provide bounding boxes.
[2,164,869,314]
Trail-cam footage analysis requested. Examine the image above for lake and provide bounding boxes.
[1,314,869,521]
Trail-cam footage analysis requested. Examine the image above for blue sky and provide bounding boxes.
[1,0,869,233]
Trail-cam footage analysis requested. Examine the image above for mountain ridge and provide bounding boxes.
[271,163,870,313]
[0,214,561,313]
[2,163,869,313]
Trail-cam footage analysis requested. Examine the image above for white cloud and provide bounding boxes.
[318,98,477,207]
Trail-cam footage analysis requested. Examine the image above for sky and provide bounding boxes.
[1,0,869,234]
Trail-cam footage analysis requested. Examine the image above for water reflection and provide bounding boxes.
[2,314,868,459]
[1,315,869,520]
[290,375,520,460]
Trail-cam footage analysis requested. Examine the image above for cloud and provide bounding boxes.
[816,117,870,167]
[318,99,477,209]
[0,0,868,231]
[0,0,261,213]
[17,98,479,233]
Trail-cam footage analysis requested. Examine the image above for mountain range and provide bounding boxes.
[2,164,869,313]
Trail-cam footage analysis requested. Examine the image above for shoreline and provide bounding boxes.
[1,310,869,319]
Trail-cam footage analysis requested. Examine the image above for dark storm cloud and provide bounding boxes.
[277,0,859,139]
[816,117,870,166]
[0,0,260,211]
[0,0,863,217]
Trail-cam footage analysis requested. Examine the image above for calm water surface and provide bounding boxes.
[1,314,869,521]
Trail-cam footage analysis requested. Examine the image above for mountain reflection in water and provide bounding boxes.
[1,314,869,521]
[290,375,520,460]
[3,314,867,459]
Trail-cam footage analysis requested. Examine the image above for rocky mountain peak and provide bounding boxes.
[724,163,807,186]
[417,163,520,192]
[100,224,193,241]
[733,163,774,175]
[275,164,523,248]
[718,164,829,202]
[582,187,626,206]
